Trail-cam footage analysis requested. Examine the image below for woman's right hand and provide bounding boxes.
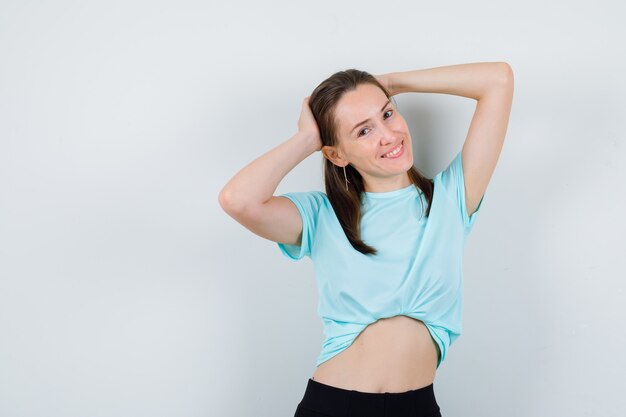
[297,96,322,152]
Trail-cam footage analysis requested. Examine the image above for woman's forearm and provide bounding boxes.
[218,131,319,212]
[388,62,513,100]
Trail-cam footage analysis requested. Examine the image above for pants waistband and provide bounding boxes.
[298,378,441,417]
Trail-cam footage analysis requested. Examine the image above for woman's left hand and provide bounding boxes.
[374,73,396,96]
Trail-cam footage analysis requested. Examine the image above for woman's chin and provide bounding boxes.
[400,155,414,170]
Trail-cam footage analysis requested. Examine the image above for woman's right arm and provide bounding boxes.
[218,97,322,246]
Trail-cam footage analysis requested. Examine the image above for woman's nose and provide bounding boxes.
[378,123,395,145]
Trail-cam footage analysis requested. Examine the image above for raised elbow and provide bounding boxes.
[218,187,241,215]
[497,62,514,86]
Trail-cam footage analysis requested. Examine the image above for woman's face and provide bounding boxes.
[327,82,414,191]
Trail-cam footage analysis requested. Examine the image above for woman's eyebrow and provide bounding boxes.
[350,99,392,133]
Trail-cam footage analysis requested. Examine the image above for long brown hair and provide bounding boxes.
[309,69,434,256]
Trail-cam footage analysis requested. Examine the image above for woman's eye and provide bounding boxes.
[358,127,370,137]
[384,109,393,119]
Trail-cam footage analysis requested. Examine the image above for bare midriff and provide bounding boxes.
[311,315,440,393]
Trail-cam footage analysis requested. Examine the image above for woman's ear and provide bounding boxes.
[322,145,348,167]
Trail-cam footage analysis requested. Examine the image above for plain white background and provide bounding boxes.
[1,1,625,416]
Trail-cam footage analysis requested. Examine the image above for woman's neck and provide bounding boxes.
[362,172,412,193]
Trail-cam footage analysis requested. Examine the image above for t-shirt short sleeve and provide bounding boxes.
[275,191,325,260]
[437,150,485,231]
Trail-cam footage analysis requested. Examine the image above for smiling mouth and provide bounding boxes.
[381,140,404,158]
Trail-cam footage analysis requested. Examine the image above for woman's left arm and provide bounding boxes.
[376,62,514,218]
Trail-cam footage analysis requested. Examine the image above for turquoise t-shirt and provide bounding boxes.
[276,150,484,368]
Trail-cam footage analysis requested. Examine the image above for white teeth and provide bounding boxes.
[383,142,403,158]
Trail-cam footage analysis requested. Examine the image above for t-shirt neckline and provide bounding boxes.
[363,183,419,199]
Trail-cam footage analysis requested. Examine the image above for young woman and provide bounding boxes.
[219,62,514,417]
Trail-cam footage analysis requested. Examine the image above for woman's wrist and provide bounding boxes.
[375,72,398,96]
[294,130,322,155]
[386,70,424,95]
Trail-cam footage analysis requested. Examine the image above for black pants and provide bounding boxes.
[293,378,442,417]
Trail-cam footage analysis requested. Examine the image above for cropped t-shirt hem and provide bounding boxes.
[314,316,450,370]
